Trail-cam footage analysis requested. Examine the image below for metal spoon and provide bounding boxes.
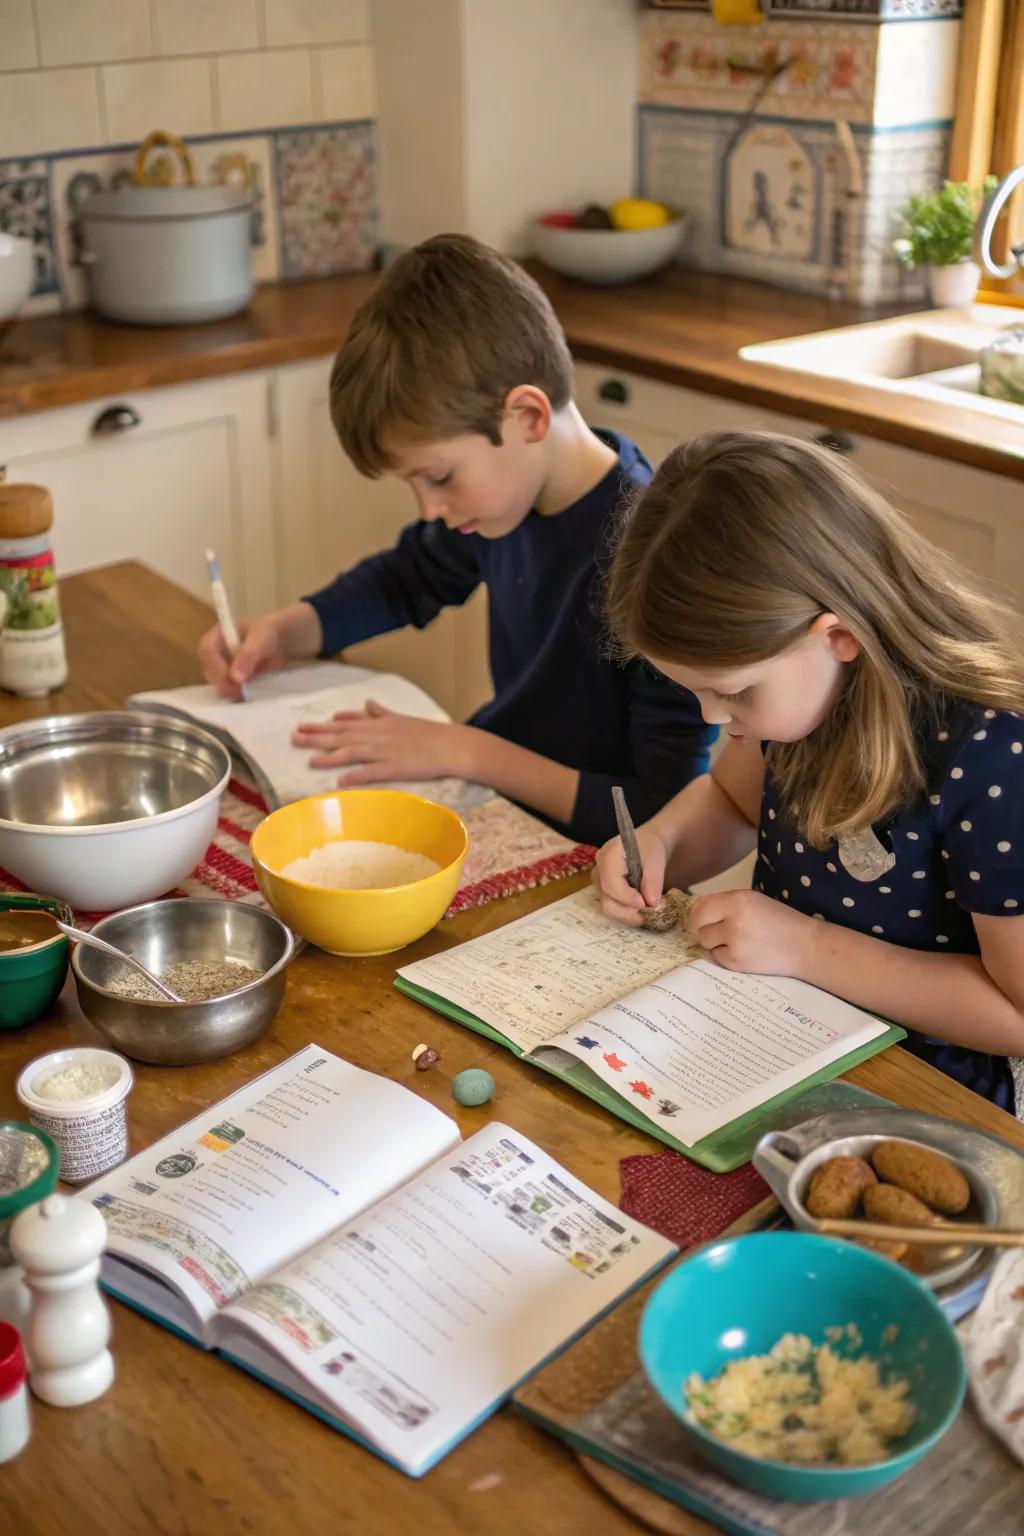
[54,920,184,1003]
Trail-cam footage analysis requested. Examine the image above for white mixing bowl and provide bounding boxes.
[0,713,231,912]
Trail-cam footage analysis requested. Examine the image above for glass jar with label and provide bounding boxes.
[0,483,68,698]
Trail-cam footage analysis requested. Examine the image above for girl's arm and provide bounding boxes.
[692,894,1024,1055]
[804,914,1024,1054]
[596,740,764,925]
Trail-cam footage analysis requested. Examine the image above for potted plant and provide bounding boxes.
[893,177,997,307]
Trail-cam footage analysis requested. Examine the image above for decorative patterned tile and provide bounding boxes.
[50,148,136,309]
[273,122,378,280]
[639,12,879,124]
[766,0,961,16]
[0,158,59,298]
[638,106,852,295]
[188,135,280,284]
[856,124,949,301]
[873,17,959,128]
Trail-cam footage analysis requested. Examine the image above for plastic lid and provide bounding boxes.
[0,1322,26,1398]
[10,1193,108,1273]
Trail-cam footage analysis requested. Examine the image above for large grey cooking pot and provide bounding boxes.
[79,185,255,326]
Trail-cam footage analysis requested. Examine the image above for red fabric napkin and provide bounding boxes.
[619,1150,770,1250]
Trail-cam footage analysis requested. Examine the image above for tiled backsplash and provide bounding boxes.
[0,0,379,314]
[637,5,962,303]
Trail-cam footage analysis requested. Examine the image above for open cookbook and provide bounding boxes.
[131,661,495,814]
[396,889,905,1173]
[84,1046,675,1477]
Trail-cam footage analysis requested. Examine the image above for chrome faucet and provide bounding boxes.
[976,165,1024,279]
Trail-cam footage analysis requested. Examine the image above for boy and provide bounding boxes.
[198,234,713,844]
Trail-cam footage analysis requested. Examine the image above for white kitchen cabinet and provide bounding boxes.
[272,356,491,721]
[0,372,278,614]
[574,362,1023,607]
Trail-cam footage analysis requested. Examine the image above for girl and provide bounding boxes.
[597,430,1024,1113]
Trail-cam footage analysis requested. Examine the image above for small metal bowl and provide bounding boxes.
[71,899,294,1066]
[755,1128,996,1290]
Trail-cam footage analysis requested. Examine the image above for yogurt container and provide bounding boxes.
[16,1049,133,1184]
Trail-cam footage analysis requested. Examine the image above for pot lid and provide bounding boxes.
[80,185,254,222]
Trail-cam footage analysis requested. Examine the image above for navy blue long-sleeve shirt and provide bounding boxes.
[305,430,715,845]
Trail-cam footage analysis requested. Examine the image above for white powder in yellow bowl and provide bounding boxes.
[685,1331,914,1466]
[279,839,442,891]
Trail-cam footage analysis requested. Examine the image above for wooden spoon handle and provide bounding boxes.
[817,1216,1024,1249]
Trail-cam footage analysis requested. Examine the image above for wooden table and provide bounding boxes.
[3,563,1022,1536]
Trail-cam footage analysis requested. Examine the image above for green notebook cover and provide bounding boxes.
[393,976,905,1173]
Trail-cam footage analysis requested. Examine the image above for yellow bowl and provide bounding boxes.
[250,789,469,957]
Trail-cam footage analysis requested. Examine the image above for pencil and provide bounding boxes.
[205,548,252,703]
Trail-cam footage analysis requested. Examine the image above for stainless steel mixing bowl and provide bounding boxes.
[0,712,231,910]
[71,898,294,1065]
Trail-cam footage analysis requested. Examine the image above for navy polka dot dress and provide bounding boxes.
[753,699,1021,1112]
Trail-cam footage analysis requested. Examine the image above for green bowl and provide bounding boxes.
[640,1232,966,1503]
[0,893,72,1030]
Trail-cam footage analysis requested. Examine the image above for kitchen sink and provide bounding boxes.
[740,305,1022,422]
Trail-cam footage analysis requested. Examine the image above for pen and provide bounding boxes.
[205,548,252,702]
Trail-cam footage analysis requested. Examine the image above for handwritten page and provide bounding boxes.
[132,662,495,813]
[90,1046,460,1338]
[215,1124,673,1475]
[397,887,702,1053]
[539,961,890,1146]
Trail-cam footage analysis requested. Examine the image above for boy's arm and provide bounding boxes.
[305,519,482,656]
[569,662,718,845]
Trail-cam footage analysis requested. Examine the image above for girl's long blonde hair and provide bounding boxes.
[607,431,1024,848]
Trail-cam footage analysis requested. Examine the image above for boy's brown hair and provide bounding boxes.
[329,233,574,476]
[607,430,1024,848]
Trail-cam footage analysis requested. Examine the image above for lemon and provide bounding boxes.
[609,197,672,231]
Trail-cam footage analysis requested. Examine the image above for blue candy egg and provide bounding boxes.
[452,1068,495,1107]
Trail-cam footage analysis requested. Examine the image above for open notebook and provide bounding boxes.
[86,1046,674,1477]
[131,662,495,814]
[396,888,905,1172]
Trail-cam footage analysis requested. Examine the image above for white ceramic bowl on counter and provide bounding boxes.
[530,216,687,285]
[0,712,231,911]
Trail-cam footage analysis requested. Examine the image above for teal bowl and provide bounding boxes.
[0,893,71,1030]
[639,1231,965,1502]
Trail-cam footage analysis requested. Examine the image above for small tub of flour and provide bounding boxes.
[280,839,443,891]
[16,1048,133,1183]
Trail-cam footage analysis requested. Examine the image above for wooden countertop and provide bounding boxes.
[3,562,1022,1536]
[1,266,1021,483]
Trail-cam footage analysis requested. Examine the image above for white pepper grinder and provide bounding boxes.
[9,1193,113,1406]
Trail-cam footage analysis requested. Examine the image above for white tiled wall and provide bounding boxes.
[0,0,373,144]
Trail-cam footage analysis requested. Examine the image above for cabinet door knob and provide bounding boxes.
[597,377,630,405]
[811,428,855,455]
[91,403,141,436]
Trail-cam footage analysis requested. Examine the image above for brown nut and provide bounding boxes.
[859,1236,910,1263]
[863,1182,937,1228]
[870,1139,970,1215]
[805,1156,878,1220]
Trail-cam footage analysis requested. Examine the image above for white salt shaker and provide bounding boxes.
[0,1322,30,1461]
[10,1193,113,1406]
